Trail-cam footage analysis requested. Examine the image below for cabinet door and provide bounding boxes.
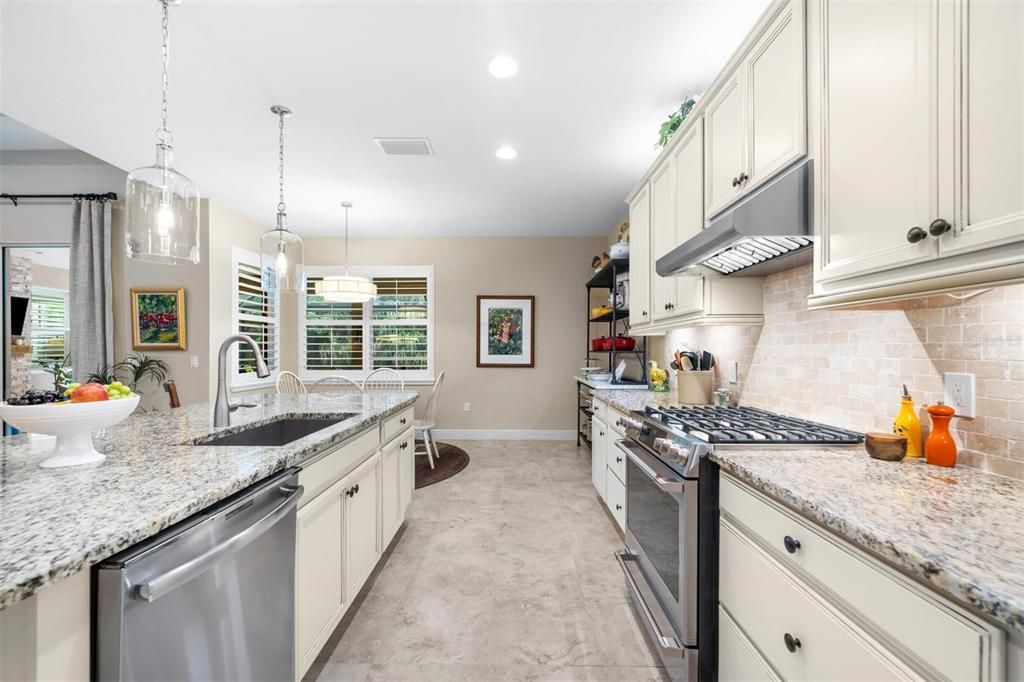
[604,468,626,532]
[671,121,707,317]
[380,439,402,548]
[650,159,678,321]
[704,71,747,218]
[399,428,415,518]
[813,0,939,282]
[296,480,345,674]
[628,185,652,327]
[719,606,779,682]
[344,453,381,600]
[747,0,806,187]
[942,0,1024,256]
[591,416,607,500]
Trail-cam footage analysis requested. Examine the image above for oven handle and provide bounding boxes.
[615,440,684,494]
[615,550,686,658]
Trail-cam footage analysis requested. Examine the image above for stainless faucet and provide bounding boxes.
[214,334,270,427]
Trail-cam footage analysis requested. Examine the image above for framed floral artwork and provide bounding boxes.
[476,295,534,368]
[130,287,187,350]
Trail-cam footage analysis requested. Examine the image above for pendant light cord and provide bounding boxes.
[278,111,286,216]
[343,204,350,276]
[157,0,172,146]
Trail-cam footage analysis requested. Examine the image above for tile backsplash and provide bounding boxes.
[652,264,1024,479]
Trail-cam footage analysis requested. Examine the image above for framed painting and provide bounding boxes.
[130,288,187,350]
[476,295,534,368]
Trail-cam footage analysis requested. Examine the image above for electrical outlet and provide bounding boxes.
[944,372,976,418]
[463,402,471,412]
[728,360,739,385]
[189,355,199,369]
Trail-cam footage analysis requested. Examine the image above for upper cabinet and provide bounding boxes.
[651,157,678,321]
[808,0,1024,308]
[628,185,652,328]
[705,0,807,219]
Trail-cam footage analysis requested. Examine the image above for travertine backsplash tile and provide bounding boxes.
[651,264,1024,479]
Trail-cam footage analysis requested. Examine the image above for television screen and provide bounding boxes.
[10,296,29,337]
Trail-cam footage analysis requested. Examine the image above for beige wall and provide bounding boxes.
[31,264,69,291]
[286,236,605,432]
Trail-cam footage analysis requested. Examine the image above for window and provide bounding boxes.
[301,266,433,382]
[30,288,69,367]
[232,247,280,386]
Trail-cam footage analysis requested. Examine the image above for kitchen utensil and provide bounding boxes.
[892,384,923,457]
[699,351,715,371]
[610,335,636,350]
[865,432,908,461]
[591,337,610,351]
[925,402,957,467]
[0,395,140,468]
[614,359,627,382]
[680,352,698,371]
[670,361,680,371]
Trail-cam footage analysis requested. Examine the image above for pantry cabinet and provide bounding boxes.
[807,0,1024,308]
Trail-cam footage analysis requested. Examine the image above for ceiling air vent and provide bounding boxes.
[374,138,433,156]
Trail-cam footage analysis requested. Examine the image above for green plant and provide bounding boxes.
[42,353,73,391]
[88,353,169,394]
[656,97,699,148]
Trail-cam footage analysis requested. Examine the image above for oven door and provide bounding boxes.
[615,438,699,648]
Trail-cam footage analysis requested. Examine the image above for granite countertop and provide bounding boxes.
[574,375,650,391]
[712,447,1024,634]
[590,387,676,413]
[0,391,417,610]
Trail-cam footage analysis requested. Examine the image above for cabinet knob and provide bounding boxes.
[731,176,741,188]
[738,172,749,184]
[784,633,802,653]
[599,431,605,437]
[400,442,408,450]
[928,218,952,237]
[668,303,674,310]
[616,456,623,463]
[353,483,360,496]
[400,417,407,425]
[906,226,928,243]
[615,504,623,511]
[642,310,648,317]
[783,535,801,554]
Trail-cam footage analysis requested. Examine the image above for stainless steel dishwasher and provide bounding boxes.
[94,469,302,681]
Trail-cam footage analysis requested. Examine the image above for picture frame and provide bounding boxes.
[130,287,187,351]
[476,295,535,368]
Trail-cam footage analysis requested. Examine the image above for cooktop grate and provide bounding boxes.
[646,405,864,444]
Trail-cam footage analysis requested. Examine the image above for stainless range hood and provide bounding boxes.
[656,158,813,277]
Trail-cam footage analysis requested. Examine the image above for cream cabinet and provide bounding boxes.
[381,427,413,547]
[651,157,678,321]
[590,400,626,532]
[719,475,1006,681]
[705,0,806,219]
[808,0,1024,308]
[628,185,652,328]
[671,121,706,318]
[343,453,381,600]
[591,414,607,500]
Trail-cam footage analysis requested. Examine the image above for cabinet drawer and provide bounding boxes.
[721,476,1003,681]
[719,605,779,682]
[592,399,608,422]
[382,407,414,445]
[607,437,626,485]
[609,406,627,437]
[605,471,625,531]
[720,519,914,681]
[298,428,379,505]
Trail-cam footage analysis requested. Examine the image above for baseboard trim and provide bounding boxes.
[430,429,576,441]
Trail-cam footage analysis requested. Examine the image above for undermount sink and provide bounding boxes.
[194,416,353,447]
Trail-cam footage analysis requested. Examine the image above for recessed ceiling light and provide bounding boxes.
[487,55,518,79]
[495,145,518,160]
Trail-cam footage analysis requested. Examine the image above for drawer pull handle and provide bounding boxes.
[615,504,623,511]
[783,535,801,554]
[400,442,408,450]
[928,218,952,237]
[784,632,801,653]
[400,417,407,425]
[600,431,605,437]
[906,226,928,243]
[616,456,623,463]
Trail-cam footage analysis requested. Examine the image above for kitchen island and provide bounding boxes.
[0,391,417,681]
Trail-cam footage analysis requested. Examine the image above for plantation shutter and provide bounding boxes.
[30,291,68,366]
[236,260,279,376]
[370,276,428,371]
[303,277,364,371]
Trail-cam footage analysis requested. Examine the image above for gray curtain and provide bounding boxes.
[69,199,114,381]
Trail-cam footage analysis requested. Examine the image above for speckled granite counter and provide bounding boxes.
[712,447,1024,634]
[0,391,417,610]
[591,387,675,413]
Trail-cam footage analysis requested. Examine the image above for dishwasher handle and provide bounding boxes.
[134,483,303,602]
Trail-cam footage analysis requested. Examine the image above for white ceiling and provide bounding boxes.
[0,1,767,237]
[0,115,73,151]
[9,247,70,271]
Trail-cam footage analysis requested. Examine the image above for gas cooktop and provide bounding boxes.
[644,405,864,444]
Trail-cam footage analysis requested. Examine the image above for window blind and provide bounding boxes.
[30,291,68,367]
[236,259,279,376]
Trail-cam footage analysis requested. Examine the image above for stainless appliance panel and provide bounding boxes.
[95,470,301,682]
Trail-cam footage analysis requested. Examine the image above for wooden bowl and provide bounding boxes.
[865,432,907,462]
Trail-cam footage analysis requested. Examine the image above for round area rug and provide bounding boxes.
[414,441,470,488]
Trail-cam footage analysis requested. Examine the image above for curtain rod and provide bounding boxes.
[0,192,118,206]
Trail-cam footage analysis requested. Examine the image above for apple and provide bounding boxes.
[70,383,110,403]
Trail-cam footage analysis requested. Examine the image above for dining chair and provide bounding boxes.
[311,376,364,394]
[362,367,405,392]
[275,371,307,395]
[415,371,445,470]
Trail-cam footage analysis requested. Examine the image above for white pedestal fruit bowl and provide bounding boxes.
[0,395,140,468]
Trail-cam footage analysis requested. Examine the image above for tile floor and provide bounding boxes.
[312,440,669,682]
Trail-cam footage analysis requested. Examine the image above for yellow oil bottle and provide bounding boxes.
[893,384,923,457]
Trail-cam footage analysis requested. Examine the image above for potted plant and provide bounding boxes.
[656,96,699,148]
[87,353,169,394]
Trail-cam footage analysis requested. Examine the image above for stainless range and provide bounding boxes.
[613,405,863,681]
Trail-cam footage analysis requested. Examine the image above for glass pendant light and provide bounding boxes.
[125,0,200,265]
[314,202,377,302]
[259,105,304,293]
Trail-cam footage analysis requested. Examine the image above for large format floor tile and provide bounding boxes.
[315,440,668,682]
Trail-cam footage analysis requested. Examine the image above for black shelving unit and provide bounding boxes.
[577,258,648,447]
